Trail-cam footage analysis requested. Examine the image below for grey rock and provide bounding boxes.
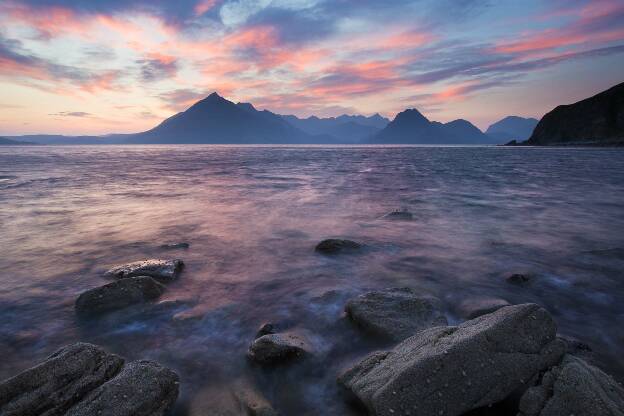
[345,287,447,341]
[255,323,276,339]
[381,210,413,221]
[0,343,179,416]
[518,354,624,416]
[338,303,566,416]
[248,332,314,365]
[457,297,511,319]
[66,360,179,416]
[315,239,361,254]
[0,343,123,416]
[104,259,184,282]
[75,276,165,317]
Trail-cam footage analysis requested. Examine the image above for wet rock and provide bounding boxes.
[248,332,314,365]
[104,259,184,282]
[345,287,447,341]
[0,342,179,416]
[314,239,361,255]
[233,380,279,416]
[75,276,166,317]
[506,273,532,286]
[338,303,566,416]
[66,360,179,416]
[160,242,190,250]
[456,297,511,319]
[255,323,276,339]
[558,335,595,364]
[518,355,624,416]
[381,210,413,221]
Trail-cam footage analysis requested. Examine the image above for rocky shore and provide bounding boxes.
[1,235,623,416]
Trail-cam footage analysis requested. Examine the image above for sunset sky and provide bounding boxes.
[1,0,623,135]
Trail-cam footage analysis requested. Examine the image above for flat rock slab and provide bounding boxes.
[75,276,165,317]
[248,332,314,365]
[345,287,448,341]
[105,259,184,282]
[0,342,179,416]
[518,354,624,416]
[338,303,566,416]
[315,239,362,255]
[456,297,511,319]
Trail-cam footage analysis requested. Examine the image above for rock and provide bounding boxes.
[104,259,184,282]
[558,335,595,364]
[233,380,279,416]
[456,297,511,319]
[518,355,624,416]
[345,287,447,341]
[0,342,179,416]
[248,332,314,365]
[338,303,566,416]
[382,210,413,221]
[75,276,166,317]
[507,273,532,286]
[66,360,179,416]
[160,242,190,250]
[255,323,276,339]
[314,239,361,254]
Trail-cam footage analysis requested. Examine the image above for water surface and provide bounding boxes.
[1,145,624,414]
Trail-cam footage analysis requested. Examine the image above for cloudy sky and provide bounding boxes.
[1,0,623,135]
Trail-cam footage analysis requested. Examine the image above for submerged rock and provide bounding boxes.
[345,287,447,341]
[507,273,532,286]
[104,259,184,282]
[0,342,179,416]
[381,210,413,221]
[233,380,279,416]
[248,332,314,365]
[456,297,511,319]
[255,323,277,339]
[338,303,566,416]
[160,242,190,250]
[315,239,361,255]
[518,355,624,416]
[75,276,165,317]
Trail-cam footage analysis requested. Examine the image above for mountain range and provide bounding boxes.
[5,93,535,145]
[485,116,538,142]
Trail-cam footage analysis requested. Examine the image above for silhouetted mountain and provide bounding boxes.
[281,113,388,142]
[4,135,127,145]
[486,116,538,142]
[370,109,493,144]
[128,93,313,144]
[0,137,36,145]
[527,82,624,146]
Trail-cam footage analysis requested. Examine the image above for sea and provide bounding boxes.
[1,145,624,414]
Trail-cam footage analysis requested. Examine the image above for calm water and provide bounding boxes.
[1,145,624,414]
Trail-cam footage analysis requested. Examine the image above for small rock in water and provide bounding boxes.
[345,287,447,341]
[105,259,184,282]
[75,276,165,317]
[518,354,624,416]
[382,210,414,221]
[160,242,190,250]
[233,379,279,416]
[0,342,179,416]
[456,297,511,319]
[255,323,276,339]
[506,273,532,286]
[248,332,314,365]
[314,239,362,255]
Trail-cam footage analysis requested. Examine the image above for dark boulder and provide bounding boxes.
[248,332,314,365]
[75,276,165,317]
[104,259,184,282]
[338,303,566,416]
[507,273,532,286]
[315,239,362,254]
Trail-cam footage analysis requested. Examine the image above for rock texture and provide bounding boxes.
[248,332,313,365]
[456,297,511,319]
[518,354,624,416]
[338,303,566,416]
[527,81,624,146]
[104,259,184,282]
[0,342,179,416]
[75,276,165,317]
[315,239,362,255]
[345,288,447,341]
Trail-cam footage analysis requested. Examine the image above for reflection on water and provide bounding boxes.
[1,145,624,414]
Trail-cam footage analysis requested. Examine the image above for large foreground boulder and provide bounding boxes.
[345,288,447,341]
[518,354,624,416]
[0,343,179,416]
[248,332,314,365]
[338,303,566,416]
[104,259,184,282]
[75,276,165,317]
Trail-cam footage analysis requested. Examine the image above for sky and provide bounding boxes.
[1,0,623,135]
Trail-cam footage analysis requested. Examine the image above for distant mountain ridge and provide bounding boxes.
[280,113,389,142]
[370,108,495,144]
[0,137,36,145]
[486,116,538,142]
[527,81,624,146]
